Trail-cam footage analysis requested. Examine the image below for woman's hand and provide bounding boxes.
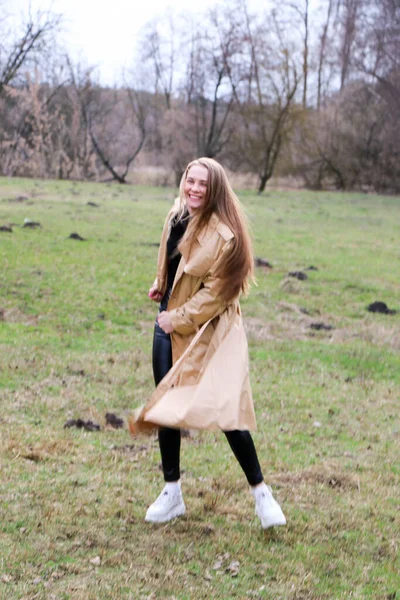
[157,311,174,334]
[148,284,163,302]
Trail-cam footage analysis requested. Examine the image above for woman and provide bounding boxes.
[130,158,286,529]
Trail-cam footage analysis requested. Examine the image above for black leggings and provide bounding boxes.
[152,322,264,486]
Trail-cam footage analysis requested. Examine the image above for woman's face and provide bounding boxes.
[184,165,209,215]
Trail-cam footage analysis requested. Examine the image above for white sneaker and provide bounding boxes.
[145,484,186,523]
[252,483,286,529]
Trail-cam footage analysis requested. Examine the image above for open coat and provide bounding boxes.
[129,205,257,434]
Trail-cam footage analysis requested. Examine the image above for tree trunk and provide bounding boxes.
[258,174,269,193]
[302,0,309,109]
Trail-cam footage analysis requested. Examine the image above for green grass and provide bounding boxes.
[0,178,399,599]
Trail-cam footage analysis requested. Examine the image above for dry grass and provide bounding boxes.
[0,307,39,325]
[245,301,400,353]
[331,322,400,350]
[126,163,303,192]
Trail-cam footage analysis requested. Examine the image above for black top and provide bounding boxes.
[160,212,189,310]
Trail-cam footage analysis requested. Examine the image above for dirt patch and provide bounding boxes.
[0,307,39,325]
[280,277,303,294]
[275,466,360,491]
[8,194,30,203]
[246,307,400,349]
[277,301,313,315]
[245,318,283,342]
[111,443,150,454]
[244,309,336,343]
[331,323,400,351]
[4,438,77,462]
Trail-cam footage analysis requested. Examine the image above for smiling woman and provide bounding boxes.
[129,157,287,530]
[184,164,208,213]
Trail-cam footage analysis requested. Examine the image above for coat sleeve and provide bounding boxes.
[168,239,233,335]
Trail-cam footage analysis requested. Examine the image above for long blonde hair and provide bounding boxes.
[178,157,254,302]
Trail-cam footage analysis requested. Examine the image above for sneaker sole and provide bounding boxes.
[145,504,186,524]
[261,516,287,529]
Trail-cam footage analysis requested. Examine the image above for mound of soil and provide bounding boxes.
[105,412,124,429]
[309,322,334,331]
[23,220,41,228]
[255,257,273,268]
[367,301,396,315]
[288,271,308,281]
[64,418,100,431]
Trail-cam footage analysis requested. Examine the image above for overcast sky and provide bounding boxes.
[10,0,264,86]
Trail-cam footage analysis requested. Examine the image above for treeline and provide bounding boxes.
[0,0,399,193]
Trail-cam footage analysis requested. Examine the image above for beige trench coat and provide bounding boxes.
[129,205,257,434]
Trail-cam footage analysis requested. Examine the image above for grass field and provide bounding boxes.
[0,177,399,600]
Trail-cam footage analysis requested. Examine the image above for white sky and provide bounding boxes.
[9,0,264,86]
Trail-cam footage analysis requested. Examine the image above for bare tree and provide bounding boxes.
[139,15,178,110]
[316,0,337,108]
[0,7,61,94]
[225,2,299,192]
[185,11,237,159]
[300,0,310,108]
[138,7,239,183]
[68,59,148,184]
[356,0,400,113]
[279,0,310,108]
[337,0,363,90]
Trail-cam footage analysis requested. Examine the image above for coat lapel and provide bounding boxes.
[175,214,219,281]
